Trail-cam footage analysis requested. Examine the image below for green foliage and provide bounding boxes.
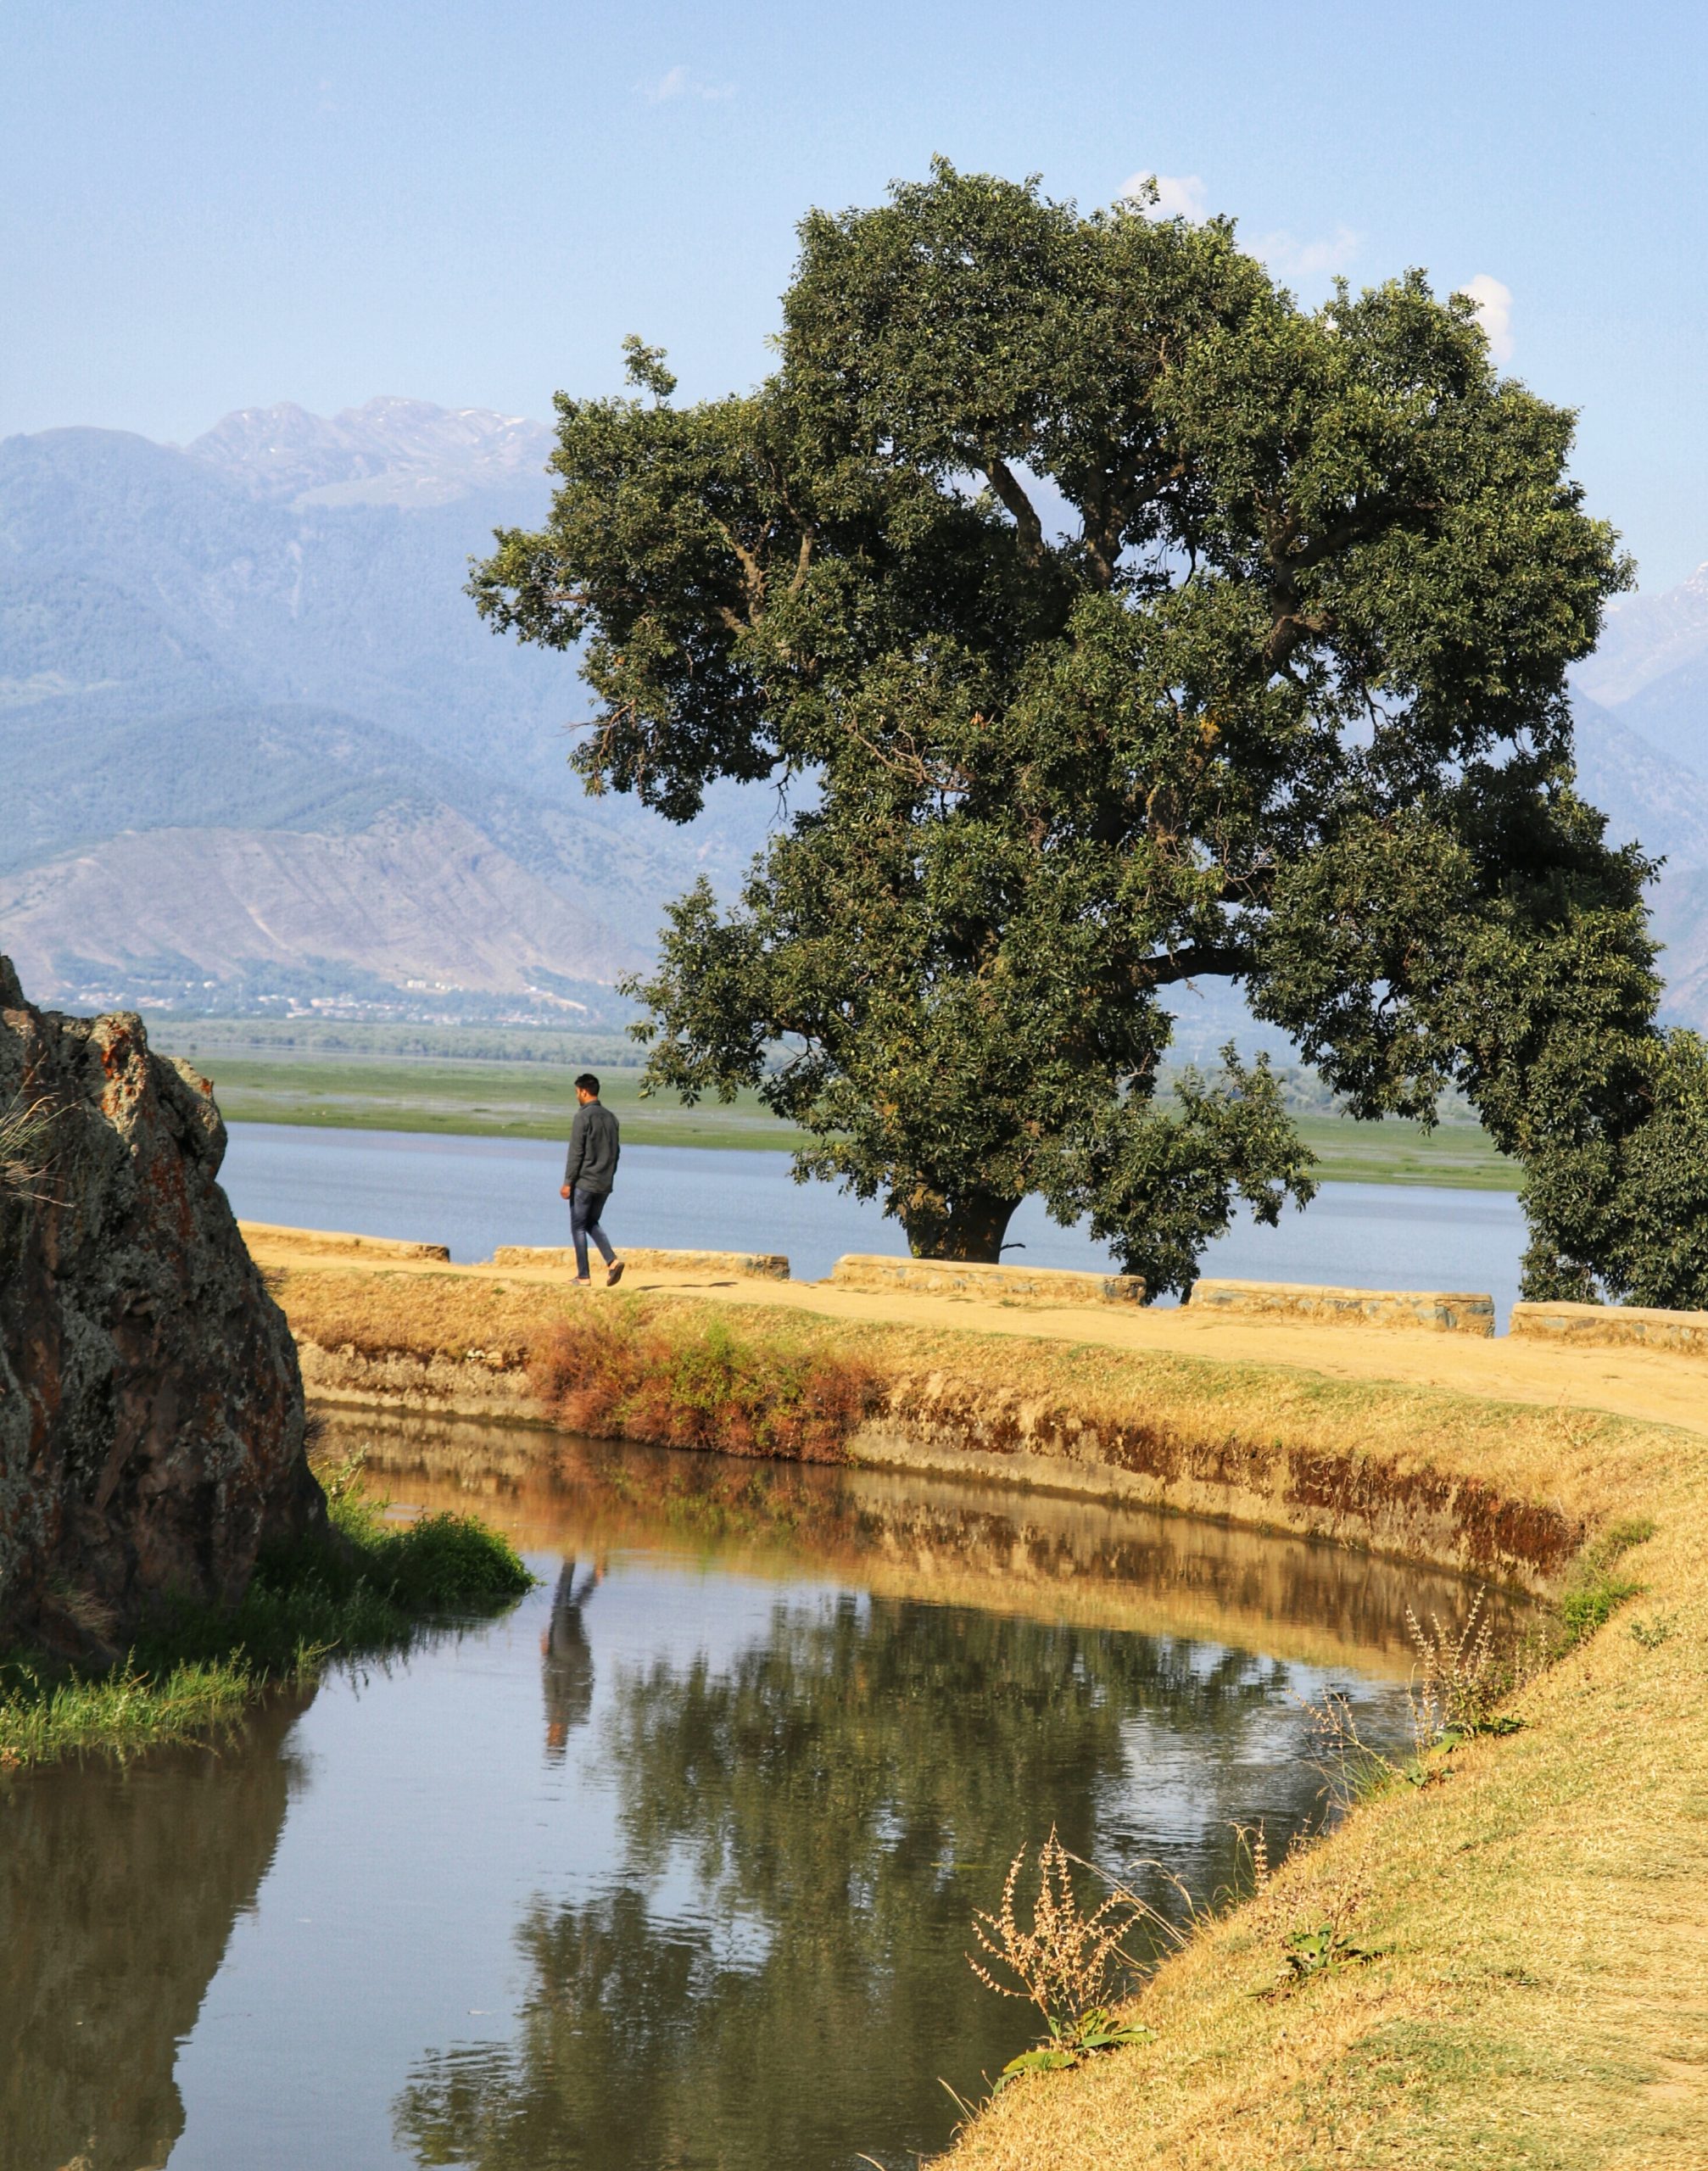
[1554,1515,1653,1645]
[0,1477,533,1768]
[1269,1917,1383,1997]
[475,159,1705,1296]
[996,2008,1154,2091]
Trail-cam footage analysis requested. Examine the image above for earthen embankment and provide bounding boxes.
[245,1225,1708,1593]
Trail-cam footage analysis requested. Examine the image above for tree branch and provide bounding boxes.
[981,451,1046,566]
[1143,944,1249,989]
[709,516,767,622]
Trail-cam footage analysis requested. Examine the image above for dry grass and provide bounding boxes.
[0,1092,58,1202]
[528,1303,882,1461]
[942,1500,1708,2169]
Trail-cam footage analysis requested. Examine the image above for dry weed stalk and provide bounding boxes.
[1302,1590,1524,1805]
[1228,1819,1309,1903]
[969,1828,1141,2023]
[1404,1588,1501,1750]
[968,1829,1169,2089]
[0,1093,59,1203]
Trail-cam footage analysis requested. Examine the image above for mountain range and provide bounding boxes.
[0,399,775,1023]
[0,396,1705,1034]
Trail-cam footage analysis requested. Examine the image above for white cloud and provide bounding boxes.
[1121,171,1208,221]
[1250,225,1361,282]
[641,64,734,103]
[1462,274,1515,364]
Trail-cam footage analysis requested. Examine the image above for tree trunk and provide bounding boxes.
[901,1190,1018,1264]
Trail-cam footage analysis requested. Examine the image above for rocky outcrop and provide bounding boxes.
[0,957,322,1648]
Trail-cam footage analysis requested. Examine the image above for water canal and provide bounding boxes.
[2,1424,1521,2170]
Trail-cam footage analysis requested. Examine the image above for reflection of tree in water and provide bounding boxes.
[396,1596,1340,2171]
[0,1690,310,2171]
[541,1557,602,1759]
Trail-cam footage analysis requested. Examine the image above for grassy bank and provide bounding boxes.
[0,1469,533,1770]
[273,1266,1660,1581]
[267,1254,1708,2163]
[943,1495,1706,2171]
[157,1042,1515,1186]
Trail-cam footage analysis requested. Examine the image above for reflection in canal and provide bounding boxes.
[0,1694,310,2171]
[2,1421,1521,2170]
[395,1598,1318,2171]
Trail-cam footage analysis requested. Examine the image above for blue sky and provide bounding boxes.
[5,0,1706,587]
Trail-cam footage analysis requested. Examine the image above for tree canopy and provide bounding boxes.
[474,160,1708,1301]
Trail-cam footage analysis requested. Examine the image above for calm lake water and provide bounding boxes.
[0,1424,1512,2171]
[220,1122,1530,1322]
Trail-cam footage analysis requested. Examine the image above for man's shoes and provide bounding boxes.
[606,1260,625,1286]
[574,1276,593,1286]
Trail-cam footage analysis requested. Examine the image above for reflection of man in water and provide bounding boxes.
[542,1558,603,1760]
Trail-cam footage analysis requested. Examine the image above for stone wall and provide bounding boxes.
[830,1254,1146,1306]
[1188,1279,1497,1337]
[0,959,322,1648]
[1510,1299,1708,1355]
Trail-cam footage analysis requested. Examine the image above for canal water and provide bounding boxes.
[0,1424,1518,2171]
[220,1123,1530,1321]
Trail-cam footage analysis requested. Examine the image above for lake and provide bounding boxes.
[2,1422,1513,2171]
[220,1121,1531,1322]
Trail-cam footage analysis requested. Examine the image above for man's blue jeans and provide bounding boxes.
[570,1186,615,1278]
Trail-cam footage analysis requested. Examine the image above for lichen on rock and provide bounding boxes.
[0,955,323,1649]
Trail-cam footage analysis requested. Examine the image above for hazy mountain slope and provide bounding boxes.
[186,396,556,509]
[0,405,779,1018]
[1652,864,1708,1024]
[1575,564,1708,708]
[0,807,645,1015]
[1571,698,1708,868]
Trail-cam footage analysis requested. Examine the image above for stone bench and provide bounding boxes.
[830,1254,1146,1306]
[1187,1279,1495,1337]
[488,1245,790,1281]
[1510,1299,1708,1356]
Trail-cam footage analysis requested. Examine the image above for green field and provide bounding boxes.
[165,1046,1518,1190]
[177,1054,812,1152]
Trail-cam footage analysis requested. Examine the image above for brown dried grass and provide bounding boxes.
[527,1303,882,1462]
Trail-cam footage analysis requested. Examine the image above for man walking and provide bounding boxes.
[560,1073,623,1286]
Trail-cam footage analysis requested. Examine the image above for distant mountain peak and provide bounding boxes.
[185,395,555,509]
[1578,559,1708,706]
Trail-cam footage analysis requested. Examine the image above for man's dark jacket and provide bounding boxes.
[564,1101,621,1194]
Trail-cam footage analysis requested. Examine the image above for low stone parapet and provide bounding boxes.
[239,1221,451,1264]
[830,1254,1145,1306]
[1188,1279,1496,1337]
[488,1244,790,1281]
[1510,1299,1708,1355]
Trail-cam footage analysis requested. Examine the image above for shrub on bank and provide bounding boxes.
[530,1303,883,1462]
[0,1467,533,1770]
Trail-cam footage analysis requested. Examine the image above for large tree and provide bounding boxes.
[475,161,1708,1300]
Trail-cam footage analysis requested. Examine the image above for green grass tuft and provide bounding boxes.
[0,1465,533,1772]
[1556,1515,1656,1644]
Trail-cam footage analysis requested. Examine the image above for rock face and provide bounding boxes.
[0,956,322,1647]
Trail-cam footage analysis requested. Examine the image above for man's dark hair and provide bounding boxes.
[575,1073,600,1096]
